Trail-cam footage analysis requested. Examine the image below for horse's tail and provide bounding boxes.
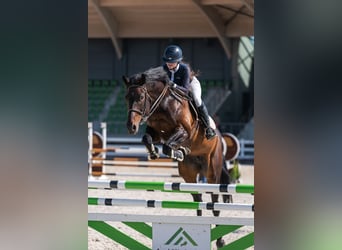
[220,159,233,203]
[220,159,230,184]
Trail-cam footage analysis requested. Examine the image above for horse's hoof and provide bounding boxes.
[148,153,159,160]
[179,146,191,155]
[173,150,184,161]
[216,238,225,248]
[148,150,159,160]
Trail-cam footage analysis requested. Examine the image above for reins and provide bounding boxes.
[142,84,169,123]
[127,84,169,124]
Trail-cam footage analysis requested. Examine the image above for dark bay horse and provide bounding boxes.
[123,67,231,247]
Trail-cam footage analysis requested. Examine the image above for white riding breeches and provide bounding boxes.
[189,76,202,107]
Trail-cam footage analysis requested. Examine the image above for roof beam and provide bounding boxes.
[89,20,253,38]
[90,0,122,59]
[191,0,232,58]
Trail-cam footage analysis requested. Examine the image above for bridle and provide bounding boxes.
[127,84,169,124]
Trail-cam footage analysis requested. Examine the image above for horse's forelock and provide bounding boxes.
[130,73,146,86]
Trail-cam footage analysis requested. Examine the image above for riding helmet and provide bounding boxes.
[162,45,183,63]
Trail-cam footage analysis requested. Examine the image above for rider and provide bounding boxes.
[162,44,216,140]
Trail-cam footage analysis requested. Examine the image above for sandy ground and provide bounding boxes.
[88,164,254,250]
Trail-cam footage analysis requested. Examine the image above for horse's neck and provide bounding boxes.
[146,82,166,100]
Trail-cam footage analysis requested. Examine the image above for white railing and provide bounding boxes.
[238,139,254,160]
[105,136,254,161]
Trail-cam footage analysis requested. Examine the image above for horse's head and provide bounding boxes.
[122,74,150,134]
[122,67,171,134]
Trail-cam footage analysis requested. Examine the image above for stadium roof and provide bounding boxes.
[88,0,254,59]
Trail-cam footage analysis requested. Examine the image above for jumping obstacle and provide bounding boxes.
[88,180,254,249]
[94,159,177,167]
[89,197,254,211]
[88,122,107,176]
[88,122,177,177]
[88,179,254,194]
[88,122,242,179]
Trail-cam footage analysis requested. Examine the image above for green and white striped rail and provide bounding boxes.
[88,197,254,212]
[88,179,254,194]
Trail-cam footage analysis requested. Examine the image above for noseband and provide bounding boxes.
[127,84,169,124]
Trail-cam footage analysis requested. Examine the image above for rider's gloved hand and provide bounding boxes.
[170,82,189,94]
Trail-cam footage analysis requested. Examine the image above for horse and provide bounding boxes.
[122,66,231,248]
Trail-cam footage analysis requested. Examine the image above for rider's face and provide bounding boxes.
[166,62,178,70]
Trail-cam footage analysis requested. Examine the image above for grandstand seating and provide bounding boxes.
[88,80,117,121]
[105,85,128,135]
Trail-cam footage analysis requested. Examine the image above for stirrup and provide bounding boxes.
[205,128,216,140]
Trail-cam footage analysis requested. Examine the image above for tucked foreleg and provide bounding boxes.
[165,126,189,149]
[142,126,160,160]
[163,127,190,161]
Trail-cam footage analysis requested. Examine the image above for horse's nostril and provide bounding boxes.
[132,124,136,131]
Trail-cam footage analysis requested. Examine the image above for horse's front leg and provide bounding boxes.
[163,127,189,161]
[142,126,160,160]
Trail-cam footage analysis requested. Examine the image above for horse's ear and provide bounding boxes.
[122,76,130,87]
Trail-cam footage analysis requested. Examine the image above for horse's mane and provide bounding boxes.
[128,67,169,87]
[144,66,170,84]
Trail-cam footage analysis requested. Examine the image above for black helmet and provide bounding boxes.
[162,45,183,63]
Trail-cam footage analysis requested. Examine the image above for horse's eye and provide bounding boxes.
[139,95,144,101]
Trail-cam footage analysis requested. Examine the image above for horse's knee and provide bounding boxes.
[142,134,153,145]
[143,134,160,159]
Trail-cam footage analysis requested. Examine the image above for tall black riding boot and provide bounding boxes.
[197,104,216,140]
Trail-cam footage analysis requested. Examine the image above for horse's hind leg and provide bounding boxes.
[178,160,203,216]
[208,156,228,248]
[221,162,233,203]
[210,191,225,248]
